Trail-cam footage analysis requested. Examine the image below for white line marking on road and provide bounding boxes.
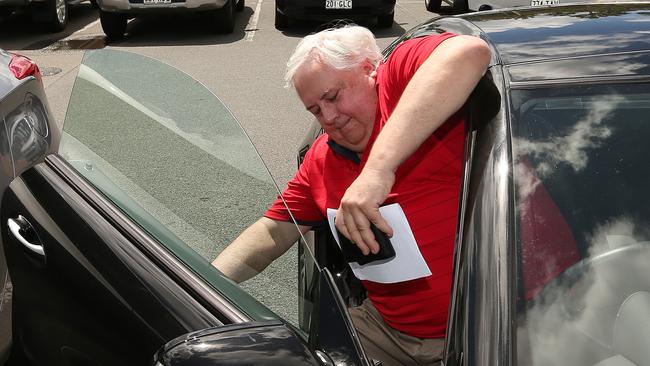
[245,0,263,42]
[396,2,415,17]
[75,19,101,35]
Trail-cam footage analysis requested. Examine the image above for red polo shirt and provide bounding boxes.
[266,33,463,338]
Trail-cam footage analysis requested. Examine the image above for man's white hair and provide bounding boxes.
[285,25,382,88]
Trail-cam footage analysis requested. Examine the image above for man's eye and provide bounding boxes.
[327,92,338,101]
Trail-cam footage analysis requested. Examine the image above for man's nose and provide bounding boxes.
[321,104,339,125]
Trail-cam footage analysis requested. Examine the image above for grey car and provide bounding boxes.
[0,49,58,365]
[97,0,244,39]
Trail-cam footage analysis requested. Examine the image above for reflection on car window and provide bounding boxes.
[511,84,650,365]
[58,50,301,325]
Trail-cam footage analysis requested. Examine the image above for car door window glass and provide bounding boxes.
[58,50,302,325]
[510,83,650,366]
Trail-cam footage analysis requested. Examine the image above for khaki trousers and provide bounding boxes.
[348,299,444,366]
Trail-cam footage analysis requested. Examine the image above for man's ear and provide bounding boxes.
[361,59,375,75]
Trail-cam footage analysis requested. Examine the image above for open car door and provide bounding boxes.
[1,49,369,366]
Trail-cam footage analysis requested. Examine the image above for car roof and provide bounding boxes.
[404,2,650,82]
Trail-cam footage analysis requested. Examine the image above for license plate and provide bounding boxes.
[530,0,559,5]
[325,0,352,9]
[143,0,171,4]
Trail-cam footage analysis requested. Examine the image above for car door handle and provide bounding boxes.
[7,216,44,256]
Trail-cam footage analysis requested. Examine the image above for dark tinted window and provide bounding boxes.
[510,83,650,366]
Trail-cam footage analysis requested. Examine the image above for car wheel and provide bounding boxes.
[39,0,68,32]
[452,0,468,13]
[425,0,442,11]
[377,11,393,28]
[235,0,244,12]
[214,0,234,34]
[99,10,127,40]
[274,7,288,30]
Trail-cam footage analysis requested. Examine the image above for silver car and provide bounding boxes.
[97,0,244,39]
[0,49,58,365]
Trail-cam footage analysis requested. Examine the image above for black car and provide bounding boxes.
[0,0,93,32]
[274,0,396,30]
[2,3,650,366]
[299,3,650,366]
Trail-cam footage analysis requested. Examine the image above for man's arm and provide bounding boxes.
[212,217,311,283]
[335,35,491,254]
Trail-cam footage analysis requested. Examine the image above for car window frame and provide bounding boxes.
[43,153,274,325]
[445,65,515,366]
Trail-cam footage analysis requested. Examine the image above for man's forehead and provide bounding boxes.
[296,63,344,96]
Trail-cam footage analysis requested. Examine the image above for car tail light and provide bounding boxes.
[9,54,41,80]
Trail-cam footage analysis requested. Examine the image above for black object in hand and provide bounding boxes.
[336,224,395,265]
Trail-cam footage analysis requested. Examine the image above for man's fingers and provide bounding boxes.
[361,208,392,245]
[343,214,369,255]
[359,227,379,254]
[369,215,393,238]
[350,227,373,255]
[346,210,380,255]
[336,212,371,255]
[334,212,350,239]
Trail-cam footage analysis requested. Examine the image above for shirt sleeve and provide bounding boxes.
[264,139,326,227]
[377,32,457,119]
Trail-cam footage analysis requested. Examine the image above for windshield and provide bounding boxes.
[59,49,319,328]
[510,83,650,365]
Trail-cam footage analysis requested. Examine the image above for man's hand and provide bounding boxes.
[335,167,395,255]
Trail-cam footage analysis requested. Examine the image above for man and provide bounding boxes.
[213,25,490,365]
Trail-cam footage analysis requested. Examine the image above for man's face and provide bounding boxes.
[293,59,378,153]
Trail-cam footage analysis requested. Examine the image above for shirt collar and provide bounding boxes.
[327,138,360,164]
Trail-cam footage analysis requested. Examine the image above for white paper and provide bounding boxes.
[326,203,432,284]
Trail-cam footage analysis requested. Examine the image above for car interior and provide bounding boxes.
[514,91,650,366]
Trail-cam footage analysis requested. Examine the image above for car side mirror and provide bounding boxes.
[153,267,369,366]
[152,320,323,366]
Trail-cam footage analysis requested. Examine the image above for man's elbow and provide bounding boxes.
[457,35,491,73]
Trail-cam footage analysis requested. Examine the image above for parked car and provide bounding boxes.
[0,49,57,365]
[97,0,244,40]
[297,3,650,366]
[424,0,629,14]
[424,0,467,13]
[273,0,396,30]
[2,2,650,365]
[0,0,87,31]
